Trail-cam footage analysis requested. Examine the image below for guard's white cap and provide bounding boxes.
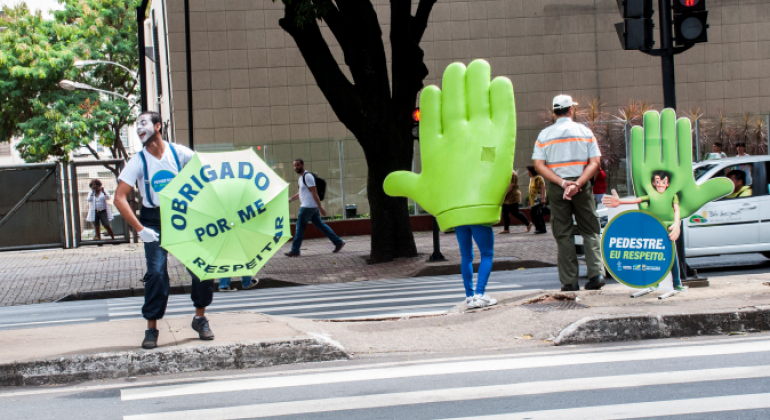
[553,94,578,110]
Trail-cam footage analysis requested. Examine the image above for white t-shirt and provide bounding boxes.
[118,142,195,208]
[298,171,318,208]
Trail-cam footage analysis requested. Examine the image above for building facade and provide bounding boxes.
[147,0,770,218]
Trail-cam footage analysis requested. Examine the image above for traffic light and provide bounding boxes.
[673,0,708,45]
[411,108,420,140]
[615,0,654,50]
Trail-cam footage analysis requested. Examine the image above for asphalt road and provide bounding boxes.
[2,335,770,419]
[0,253,766,331]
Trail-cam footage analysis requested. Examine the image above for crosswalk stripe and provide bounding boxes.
[121,367,770,420]
[109,304,453,322]
[1,318,96,328]
[440,393,770,420]
[106,278,469,308]
[106,282,516,311]
[120,339,770,401]
[107,285,523,317]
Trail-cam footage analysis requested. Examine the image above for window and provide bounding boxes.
[717,163,754,200]
[694,163,717,181]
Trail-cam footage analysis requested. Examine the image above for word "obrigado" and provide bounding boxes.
[168,161,270,231]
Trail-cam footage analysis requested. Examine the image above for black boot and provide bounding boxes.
[585,275,606,290]
[561,283,579,292]
[142,328,159,349]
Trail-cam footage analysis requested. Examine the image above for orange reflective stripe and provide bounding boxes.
[547,161,587,168]
[536,137,595,147]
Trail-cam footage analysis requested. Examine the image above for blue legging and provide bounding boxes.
[672,250,681,288]
[455,225,494,297]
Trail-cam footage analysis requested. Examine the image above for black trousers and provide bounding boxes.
[139,207,214,321]
[531,204,548,233]
[502,203,529,230]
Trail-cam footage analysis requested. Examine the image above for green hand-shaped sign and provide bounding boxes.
[631,109,733,225]
[384,60,516,231]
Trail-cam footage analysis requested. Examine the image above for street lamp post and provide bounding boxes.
[58,80,138,109]
[73,60,140,83]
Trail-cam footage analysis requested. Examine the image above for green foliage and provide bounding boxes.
[275,0,333,29]
[1,0,140,162]
[0,4,75,147]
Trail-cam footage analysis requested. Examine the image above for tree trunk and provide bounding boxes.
[363,122,417,263]
[279,0,434,263]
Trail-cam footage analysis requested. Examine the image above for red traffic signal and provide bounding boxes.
[673,0,705,12]
[412,108,420,122]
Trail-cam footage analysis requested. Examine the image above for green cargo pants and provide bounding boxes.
[546,179,603,286]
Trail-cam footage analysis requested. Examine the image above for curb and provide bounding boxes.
[0,337,348,386]
[553,306,770,346]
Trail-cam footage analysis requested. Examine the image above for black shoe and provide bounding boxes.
[243,278,260,290]
[142,328,159,349]
[561,283,579,292]
[585,275,606,290]
[191,316,215,340]
[285,251,300,257]
[534,230,548,234]
[333,241,346,253]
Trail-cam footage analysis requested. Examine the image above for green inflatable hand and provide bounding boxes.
[384,59,516,231]
[631,109,733,225]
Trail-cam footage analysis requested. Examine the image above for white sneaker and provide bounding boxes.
[473,294,497,308]
[465,296,475,307]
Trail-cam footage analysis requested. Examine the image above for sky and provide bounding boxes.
[0,0,65,19]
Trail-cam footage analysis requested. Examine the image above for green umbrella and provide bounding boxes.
[159,148,291,280]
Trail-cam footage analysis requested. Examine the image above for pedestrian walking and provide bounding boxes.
[113,111,216,349]
[499,169,531,234]
[532,94,605,291]
[593,167,607,205]
[86,179,115,241]
[218,276,260,292]
[285,159,345,257]
[527,165,548,234]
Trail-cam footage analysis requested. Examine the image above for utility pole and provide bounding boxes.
[616,0,710,281]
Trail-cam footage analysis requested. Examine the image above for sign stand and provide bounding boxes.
[604,205,685,300]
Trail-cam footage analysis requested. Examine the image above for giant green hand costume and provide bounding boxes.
[384,60,516,230]
[631,109,732,225]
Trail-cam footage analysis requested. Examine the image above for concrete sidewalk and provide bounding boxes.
[2,273,770,385]
[0,225,558,306]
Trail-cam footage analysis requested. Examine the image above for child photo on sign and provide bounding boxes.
[603,170,684,291]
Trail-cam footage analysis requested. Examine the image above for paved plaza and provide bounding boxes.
[0,226,558,306]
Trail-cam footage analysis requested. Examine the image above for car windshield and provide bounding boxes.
[694,164,717,181]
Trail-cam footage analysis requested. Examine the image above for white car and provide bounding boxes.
[686,155,769,258]
[576,155,770,259]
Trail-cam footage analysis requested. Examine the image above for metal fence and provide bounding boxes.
[69,159,131,246]
[201,139,429,222]
[0,163,66,251]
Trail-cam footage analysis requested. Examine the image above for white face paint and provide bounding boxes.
[136,114,157,144]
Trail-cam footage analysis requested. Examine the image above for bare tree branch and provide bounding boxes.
[390,0,429,112]
[280,2,363,136]
[412,0,437,43]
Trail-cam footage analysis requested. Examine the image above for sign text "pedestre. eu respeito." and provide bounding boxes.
[601,210,674,289]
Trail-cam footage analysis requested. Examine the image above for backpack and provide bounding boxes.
[302,172,326,201]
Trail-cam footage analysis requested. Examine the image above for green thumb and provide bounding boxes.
[384,171,420,201]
